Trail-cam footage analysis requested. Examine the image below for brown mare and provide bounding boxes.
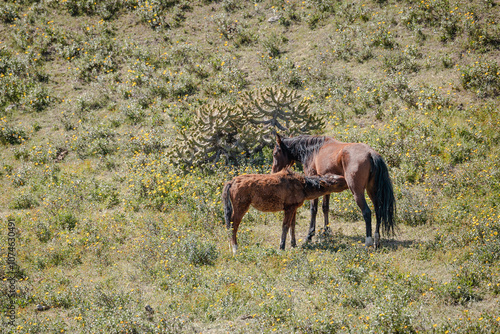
[272,134,396,248]
[222,169,347,255]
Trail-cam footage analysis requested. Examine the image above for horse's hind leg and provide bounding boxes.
[229,204,249,256]
[344,155,373,247]
[351,189,373,247]
[367,188,381,249]
[229,218,241,256]
[307,198,319,241]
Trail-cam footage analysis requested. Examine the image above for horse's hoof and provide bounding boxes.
[374,233,380,249]
[231,244,238,256]
[365,237,374,247]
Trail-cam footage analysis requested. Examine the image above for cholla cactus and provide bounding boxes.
[239,86,323,136]
[171,87,324,170]
[171,102,250,167]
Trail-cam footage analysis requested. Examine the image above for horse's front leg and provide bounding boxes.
[322,194,331,233]
[307,198,319,241]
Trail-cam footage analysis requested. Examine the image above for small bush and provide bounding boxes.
[10,193,39,209]
[438,274,483,306]
[74,125,117,158]
[460,61,500,97]
[21,83,53,112]
[0,3,19,23]
[259,56,302,88]
[0,123,28,145]
[261,32,284,58]
[121,103,146,125]
[371,25,397,49]
[35,222,53,243]
[135,0,189,30]
[398,188,430,226]
[382,52,420,74]
[183,237,218,266]
[57,211,78,230]
[465,22,500,52]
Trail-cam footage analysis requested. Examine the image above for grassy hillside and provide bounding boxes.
[1,0,499,332]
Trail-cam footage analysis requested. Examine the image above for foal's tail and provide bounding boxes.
[222,181,233,230]
[372,154,396,235]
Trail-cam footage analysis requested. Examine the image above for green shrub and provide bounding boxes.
[57,211,78,230]
[171,87,322,169]
[76,52,118,82]
[371,25,397,49]
[182,236,218,266]
[398,188,431,226]
[440,54,453,68]
[460,61,500,97]
[35,222,53,243]
[261,32,285,58]
[259,56,302,88]
[10,193,39,209]
[382,45,421,74]
[370,293,417,333]
[438,266,483,305]
[11,163,33,187]
[0,3,19,23]
[74,125,117,158]
[22,83,53,112]
[63,0,124,19]
[329,26,373,63]
[135,0,189,30]
[89,180,120,208]
[65,0,98,16]
[0,122,28,145]
[465,21,500,52]
[121,103,146,125]
[439,15,461,43]
[127,128,169,155]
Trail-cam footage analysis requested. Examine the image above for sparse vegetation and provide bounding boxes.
[1,0,499,333]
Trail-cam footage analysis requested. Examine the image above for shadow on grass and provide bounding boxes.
[300,229,415,252]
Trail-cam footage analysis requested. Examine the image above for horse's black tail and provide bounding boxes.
[372,154,396,235]
[222,181,233,230]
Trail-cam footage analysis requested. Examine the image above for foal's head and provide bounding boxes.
[272,134,294,173]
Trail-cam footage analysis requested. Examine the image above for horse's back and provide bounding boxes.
[230,171,306,212]
[314,141,379,191]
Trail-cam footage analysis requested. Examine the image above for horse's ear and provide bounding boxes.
[275,132,281,145]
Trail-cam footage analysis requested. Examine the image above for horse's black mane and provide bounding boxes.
[281,135,332,164]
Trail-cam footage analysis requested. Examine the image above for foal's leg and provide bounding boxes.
[229,204,249,256]
[229,219,241,256]
[322,194,331,233]
[307,198,319,241]
[281,208,296,250]
[290,210,297,248]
